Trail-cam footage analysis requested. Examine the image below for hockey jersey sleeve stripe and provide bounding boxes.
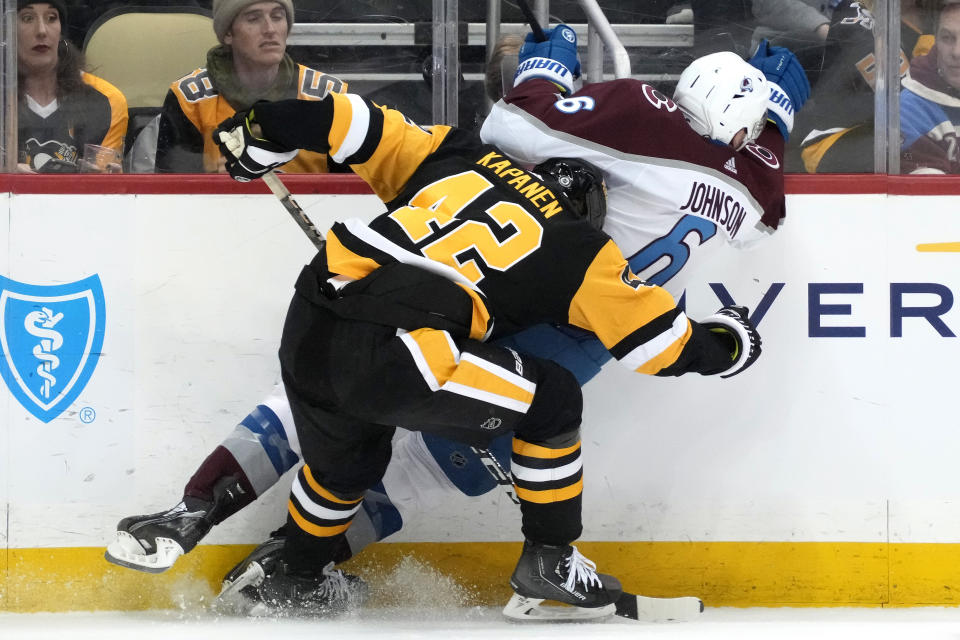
[619,313,691,374]
[343,102,384,166]
[321,92,452,202]
[607,307,684,361]
[329,93,371,164]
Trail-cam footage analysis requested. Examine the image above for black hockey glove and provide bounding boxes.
[214,107,298,182]
[700,305,762,378]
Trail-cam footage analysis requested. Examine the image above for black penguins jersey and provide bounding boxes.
[253,93,725,376]
[18,72,127,171]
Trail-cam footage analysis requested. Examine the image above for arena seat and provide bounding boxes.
[83,7,217,166]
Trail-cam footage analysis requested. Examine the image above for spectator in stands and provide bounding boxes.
[794,0,937,173]
[691,0,831,60]
[17,0,127,173]
[484,34,523,104]
[154,0,346,173]
[900,0,960,173]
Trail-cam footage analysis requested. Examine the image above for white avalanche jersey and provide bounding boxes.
[480,78,786,298]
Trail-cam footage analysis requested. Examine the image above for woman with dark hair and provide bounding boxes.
[17,0,128,173]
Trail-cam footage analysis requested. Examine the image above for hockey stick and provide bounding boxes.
[470,446,519,504]
[262,171,326,251]
[514,0,547,42]
[218,124,326,251]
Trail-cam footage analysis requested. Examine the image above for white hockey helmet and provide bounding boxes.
[673,51,769,150]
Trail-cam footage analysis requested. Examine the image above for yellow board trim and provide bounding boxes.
[917,242,960,252]
[6,542,960,612]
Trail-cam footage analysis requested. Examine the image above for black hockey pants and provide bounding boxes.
[278,274,586,573]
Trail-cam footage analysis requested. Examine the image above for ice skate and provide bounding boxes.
[216,533,367,617]
[503,539,622,621]
[105,476,247,573]
[214,531,286,615]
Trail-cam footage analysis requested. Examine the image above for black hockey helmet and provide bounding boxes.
[533,157,607,230]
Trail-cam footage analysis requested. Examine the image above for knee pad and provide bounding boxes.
[515,359,582,443]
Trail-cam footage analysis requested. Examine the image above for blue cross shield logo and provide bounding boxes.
[0,275,106,423]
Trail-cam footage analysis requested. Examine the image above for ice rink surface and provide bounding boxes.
[3,606,960,640]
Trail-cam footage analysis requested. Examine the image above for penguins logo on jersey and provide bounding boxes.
[23,137,78,171]
[0,274,106,423]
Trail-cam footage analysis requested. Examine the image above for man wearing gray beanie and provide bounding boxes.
[213,0,293,45]
[154,0,345,173]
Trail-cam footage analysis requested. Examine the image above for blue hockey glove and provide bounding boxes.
[215,107,298,182]
[748,39,811,141]
[514,23,581,95]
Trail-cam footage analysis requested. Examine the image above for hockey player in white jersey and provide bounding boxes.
[105,25,808,620]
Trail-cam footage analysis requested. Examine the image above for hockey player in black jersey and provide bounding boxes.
[197,60,764,618]
[105,22,811,620]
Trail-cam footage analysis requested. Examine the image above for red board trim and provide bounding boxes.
[4,173,960,196]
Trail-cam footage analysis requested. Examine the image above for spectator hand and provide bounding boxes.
[214,108,298,182]
[514,24,580,95]
[748,40,811,141]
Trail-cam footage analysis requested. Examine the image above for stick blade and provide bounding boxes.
[614,591,704,622]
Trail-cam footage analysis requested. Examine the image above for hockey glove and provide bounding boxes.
[747,40,811,141]
[514,23,581,95]
[700,305,762,378]
[214,107,298,182]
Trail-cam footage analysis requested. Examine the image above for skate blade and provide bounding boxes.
[104,530,184,574]
[213,561,266,616]
[614,591,704,622]
[502,593,616,622]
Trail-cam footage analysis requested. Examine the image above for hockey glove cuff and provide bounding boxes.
[514,24,581,95]
[766,81,796,140]
[215,107,299,182]
[700,305,762,378]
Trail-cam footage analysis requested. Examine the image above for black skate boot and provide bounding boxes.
[104,475,248,573]
[503,539,623,621]
[215,530,367,617]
